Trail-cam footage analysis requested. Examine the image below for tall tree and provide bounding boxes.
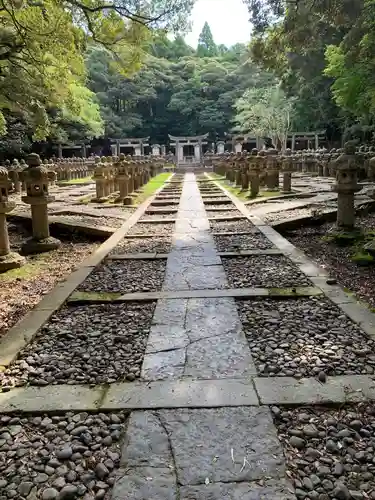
[234,85,294,149]
[0,0,194,148]
[197,22,217,57]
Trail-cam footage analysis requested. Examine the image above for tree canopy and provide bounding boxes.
[0,0,194,154]
[85,29,277,144]
[245,0,375,144]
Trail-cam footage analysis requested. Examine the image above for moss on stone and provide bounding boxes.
[351,251,374,266]
[68,291,123,302]
[268,287,323,296]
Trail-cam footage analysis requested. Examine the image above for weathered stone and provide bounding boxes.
[111,467,177,500]
[156,407,285,485]
[180,479,296,499]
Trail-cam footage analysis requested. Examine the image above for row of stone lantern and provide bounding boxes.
[212,142,362,230]
[2,156,92,191]
[0,154,60,272]
[93,154,163,204]
[212,149,293,196]
[52,157,90,181]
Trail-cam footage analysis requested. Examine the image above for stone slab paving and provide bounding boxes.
[5,173,375,499]
[141,175,255,383]
[112,174,297,499]
[112,407,295,500]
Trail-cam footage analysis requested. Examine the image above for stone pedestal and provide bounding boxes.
[93,158,107,201]
[0,168,25,271]
[266,150,280,190]
[282,172,292,193]
[21,154,60,254]
[281,149,293,193]
[332,142,361,229]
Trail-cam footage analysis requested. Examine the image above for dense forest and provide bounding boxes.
[1,0,375,155]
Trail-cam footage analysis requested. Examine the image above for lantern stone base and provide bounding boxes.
[92,197,108,204]
[21,236,61,255]
[0,252,26,272]
[123,196,133,206]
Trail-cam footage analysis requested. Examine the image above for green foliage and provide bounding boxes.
[197,22,217,57]
[0,0,194,153]
[86,35,274,143]
[351,251,374,266]
[322,229,364,246]
[234,85,294,147]
[244,0,375,140]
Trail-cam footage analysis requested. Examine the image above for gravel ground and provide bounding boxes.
[139,212,177,221]
[203,203,236,209]
[0,411,126,499]
[210,219,255,233]
[79,260,167,293]
[214,233,275,251]
[160,189,182,195]
[287,214,375,309]
[109,236,172,255]
[146,205,179,211]
[55,215,124,229]
[222,255,312,288]
[202,197,230,202]
[0,224,98,339]
[50,207,134,219]
[262,208,324,225]
[237,297,375,377]
[128,222,175,235]
[274,403,375,499]
[1,302,155,387]
[206,210,243,218]
[199,189,223,194]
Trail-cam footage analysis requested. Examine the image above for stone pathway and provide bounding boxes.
[2,173,375,499]
[114,174,294,498]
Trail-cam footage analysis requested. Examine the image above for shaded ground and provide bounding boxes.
[286,214,375,308]
[0,224,98,338]
[274,403,375,500]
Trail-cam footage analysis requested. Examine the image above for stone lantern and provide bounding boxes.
[258,150,268,187]
[281,149,293,193]
[332,142,361,229]
[93,156,107,201]
[8,159,22,193]
[239,154,249,190]
[20,153,61,254]
[116,154,132,205]
[248,149,261,198]
[0,167,25,271]
[266,149,280,190]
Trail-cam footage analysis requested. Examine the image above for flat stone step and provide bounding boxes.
[1,374,374,413]
[68,287,323,304]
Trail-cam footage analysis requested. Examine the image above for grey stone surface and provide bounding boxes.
[185,298,241,341]
[157,407,286,485]
[112,467,177,500]
[175,218,210,233]
[0,382,103,413]
[167,250,221,266]
[142,349,186,380]
[180,479,296,499]
[102,378,259,409]
[146,325,190,353]
[184,334,256,378]
[163,264,228,291]
[152,299,188,327]
[255,375,375,405]
[122,412,172,468]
